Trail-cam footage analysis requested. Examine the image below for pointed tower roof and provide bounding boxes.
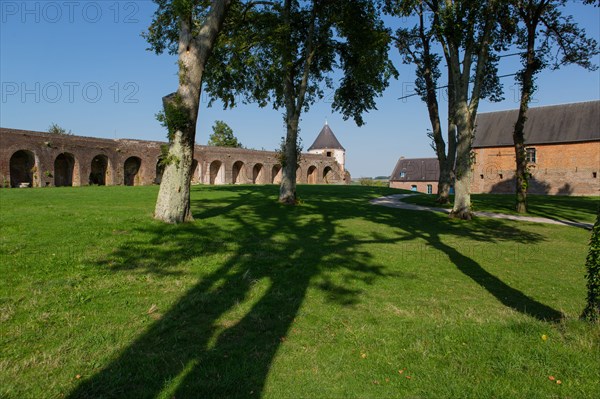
[308,122,345,151]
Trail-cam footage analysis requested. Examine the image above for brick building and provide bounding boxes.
[390,101,599,196]
[0,124,348,188]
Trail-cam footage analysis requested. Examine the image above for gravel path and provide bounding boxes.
[370,194,593,229]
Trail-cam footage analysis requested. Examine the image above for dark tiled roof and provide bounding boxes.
[473,100,600,148]
[390,157,439,182]
[308,123,345,151]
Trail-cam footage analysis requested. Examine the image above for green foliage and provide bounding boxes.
[47,123,72,135]
[207,120,242,148]
[359,178,388,187]
[582,211,600,322]
[158,144,180,167]
[156,93,190,141]
[276,135,302,168]
[203,0,396,126]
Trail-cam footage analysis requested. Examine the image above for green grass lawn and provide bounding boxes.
[1,185,598,398]
[401,192,599,224]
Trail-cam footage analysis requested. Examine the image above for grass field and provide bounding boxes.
[1,185,598,398]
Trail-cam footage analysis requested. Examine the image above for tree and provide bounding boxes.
[208,120,242,147]
[387,0,456,204]
[48,123,72,135]
[510,0,598,213]
[204,0,395,204]
[388,1,509,217]
[144,0,233,223]
[582,211,600,322]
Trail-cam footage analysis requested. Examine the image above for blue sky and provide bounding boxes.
[1,1,599,177]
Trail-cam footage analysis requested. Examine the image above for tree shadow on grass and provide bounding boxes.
[361,197,563,322]
[68,186,393,398]
[68,185,563,398]
[301,186,563,321]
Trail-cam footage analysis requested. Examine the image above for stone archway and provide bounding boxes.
[54,153,76,187]
[323,166,336,184]
[209,160,224,185]
[9,150,35,188]
[89,154,109,185]
[271,165,282,184]
[307,165,317,184]
[232,161,245,184]
[124,157,141,186]
[253,163,264,184]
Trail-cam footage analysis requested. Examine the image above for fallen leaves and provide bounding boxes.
[548,375,562,385]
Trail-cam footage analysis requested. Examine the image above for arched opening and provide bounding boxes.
[232,161,245,184]
[54,153,76,187]
[89,155,109,186]
[323,166,336,184]
[209,160,224,185]
[307,165,318,184]
[271,165,282,184]
[155,160,165,185]
[9,150,35,188]
[191,159,200,184]
[253,163,264,184]
[124,157,142,186]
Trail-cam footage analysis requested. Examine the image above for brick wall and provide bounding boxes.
[0,128,347,188]
[471,141,600,196]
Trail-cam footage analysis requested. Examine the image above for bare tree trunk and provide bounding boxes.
[450,101,473,220]
[279,115,299,204]
[278,0,316,205]
[154,0,232,223]
[513,22,537,214]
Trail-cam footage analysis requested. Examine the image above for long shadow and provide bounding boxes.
[304,186,563,321]
[68,185,564,398]
[68,185,389,398]
[359,195,564,322]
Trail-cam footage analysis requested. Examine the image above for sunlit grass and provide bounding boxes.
[0,185,598,398]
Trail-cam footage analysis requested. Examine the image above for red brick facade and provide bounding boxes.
[471,141,600,196]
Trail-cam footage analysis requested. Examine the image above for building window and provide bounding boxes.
[526,148,537,163]
[594,172,598,179]
[400,171,406,178]
[499,173,503,179]
[411,185,417,192]
[427,184,432,194]
[326,151,332,157]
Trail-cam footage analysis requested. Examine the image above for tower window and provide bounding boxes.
[593,172,597,178]
[326,151,332,157]
[526,148,537,163]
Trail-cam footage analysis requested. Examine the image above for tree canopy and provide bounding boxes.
[207,120,242,147]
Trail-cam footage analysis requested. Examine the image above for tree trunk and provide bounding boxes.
[279,115,299,204]
[437,160,453,203]
[154,125,195,223]
[513,22,537,214]
[450,101,473,220]
[154,1,232,223]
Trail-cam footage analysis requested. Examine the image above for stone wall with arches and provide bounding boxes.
[1,128,348,188]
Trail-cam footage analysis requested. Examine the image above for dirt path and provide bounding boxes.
[370,194,593,229]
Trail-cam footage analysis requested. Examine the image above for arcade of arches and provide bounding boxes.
[1,128,349,188]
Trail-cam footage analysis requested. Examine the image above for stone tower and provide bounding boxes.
[307,122,346,171]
